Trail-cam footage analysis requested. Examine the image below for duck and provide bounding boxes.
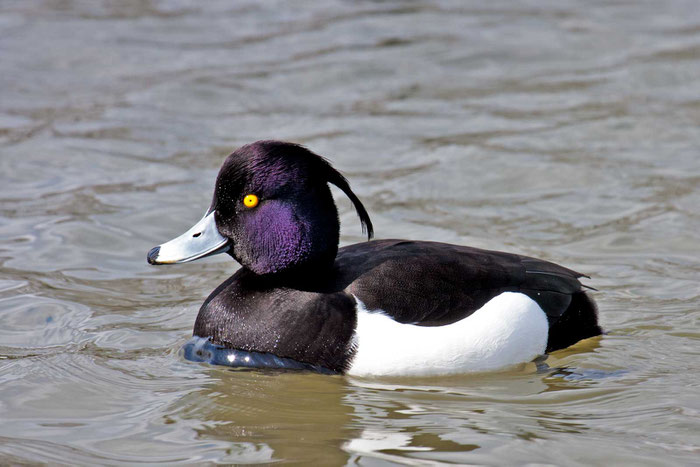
[147,140,602,376]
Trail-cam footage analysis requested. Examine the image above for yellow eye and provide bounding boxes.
[243,194,259,208]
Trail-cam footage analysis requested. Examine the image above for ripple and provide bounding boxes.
[1,0,700,464]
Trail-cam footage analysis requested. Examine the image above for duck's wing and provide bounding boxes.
[335,239,588,326]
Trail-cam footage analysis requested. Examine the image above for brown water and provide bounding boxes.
[2,1,700,465]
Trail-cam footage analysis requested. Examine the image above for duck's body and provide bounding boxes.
[148,141,601,376]
[193,239,598,375]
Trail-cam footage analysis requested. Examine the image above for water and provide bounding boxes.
[2,0,699,464]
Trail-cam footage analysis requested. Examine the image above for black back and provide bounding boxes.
[334,239,585,325]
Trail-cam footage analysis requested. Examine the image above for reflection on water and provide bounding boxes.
[188,371,353,464]
[2,0,700,464]
[176,358,607,465]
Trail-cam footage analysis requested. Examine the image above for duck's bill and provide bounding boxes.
[147,211,230,265]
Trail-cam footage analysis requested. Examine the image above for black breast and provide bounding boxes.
[193,270,357,373]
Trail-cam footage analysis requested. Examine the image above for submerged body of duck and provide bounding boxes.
[148,141,601,376]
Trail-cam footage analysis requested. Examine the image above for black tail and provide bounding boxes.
[546,292,602,352]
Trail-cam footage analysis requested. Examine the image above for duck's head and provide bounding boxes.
[147,140,373,276]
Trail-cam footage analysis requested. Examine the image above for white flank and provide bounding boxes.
[347,292,549,377]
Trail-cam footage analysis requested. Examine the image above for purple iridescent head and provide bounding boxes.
[147,141,373,276]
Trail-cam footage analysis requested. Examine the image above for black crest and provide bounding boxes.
[316,153,374,240]
[233,140,374,240]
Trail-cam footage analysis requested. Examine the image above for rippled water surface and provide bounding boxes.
[2,1,700,464]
